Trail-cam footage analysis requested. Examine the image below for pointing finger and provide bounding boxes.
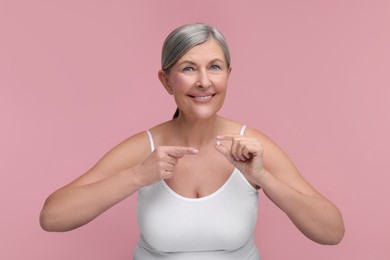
[216,135,236,141]
[164,146,199,157]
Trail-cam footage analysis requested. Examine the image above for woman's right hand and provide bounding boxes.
[134,146,199,187]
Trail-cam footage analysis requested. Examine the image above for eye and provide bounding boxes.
[183,66,194,72]
[210,64,221,70]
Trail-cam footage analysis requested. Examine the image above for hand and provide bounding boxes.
[214,135,266,184]
[135,146,199,187]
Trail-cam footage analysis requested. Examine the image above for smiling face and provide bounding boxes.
[159,38,231,120]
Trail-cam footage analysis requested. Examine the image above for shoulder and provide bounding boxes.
[108,120,174,161]
[89,131,151,177]
[217,116,249,134]
[243,126,281,149]
[64,129,154,187]
[244,126,323,197]
[101,130,152,163]
[243,126,296,173]
[243,126,276,146]
[147,121,172,138]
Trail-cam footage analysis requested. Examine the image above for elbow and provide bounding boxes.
[39,203,88,232]
[307,225,345,245]
[320,231,345,245]
[39,208,60,232]
[39,211,73,232]
[316,219,345,245]
[327,210,346,245]
[39,207,77,232]
[326,224,345,245]
[39,198,51,231]
[316,203,346,245]
[302,213,345,245]
[39,210,53,232]
[39,196,58,232]
[39,198,69,232]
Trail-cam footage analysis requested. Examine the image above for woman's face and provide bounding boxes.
[159,39,231,120]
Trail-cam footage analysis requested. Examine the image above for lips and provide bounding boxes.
[187,93,216,99]
[187,93,216,103]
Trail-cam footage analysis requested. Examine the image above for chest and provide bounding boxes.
[164,150,234,199]
[137,171,259,253]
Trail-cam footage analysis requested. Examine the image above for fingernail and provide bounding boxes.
[193,149,199,153]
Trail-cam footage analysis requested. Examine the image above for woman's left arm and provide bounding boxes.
[215,128,345,245]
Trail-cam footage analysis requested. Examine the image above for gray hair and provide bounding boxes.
[161,23,231,73]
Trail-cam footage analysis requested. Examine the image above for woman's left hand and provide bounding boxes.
[214,135,266,185]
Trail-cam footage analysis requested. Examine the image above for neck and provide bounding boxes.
[172,114,222,148]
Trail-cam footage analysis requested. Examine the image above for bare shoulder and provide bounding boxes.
[244,127,292,171]
[244,126,321,196]
[66,130,152,187]
[94,131,152,171]
[244,127,283,153]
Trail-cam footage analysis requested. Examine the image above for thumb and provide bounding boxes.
[214,143,235,164]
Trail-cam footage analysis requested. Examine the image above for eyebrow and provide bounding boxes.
[177,58,225,66]
[177,60,197,66]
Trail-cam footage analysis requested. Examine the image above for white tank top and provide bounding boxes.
[134,125,260,259]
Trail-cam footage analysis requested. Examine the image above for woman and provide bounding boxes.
[40,23,344,259]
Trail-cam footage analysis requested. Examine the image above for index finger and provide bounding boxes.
[164,146,199,156]
[216,135,239,141]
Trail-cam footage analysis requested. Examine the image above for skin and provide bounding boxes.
[40,38,345,245]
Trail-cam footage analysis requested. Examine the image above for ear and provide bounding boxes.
[158,70,173,95]
[228,67,232,77]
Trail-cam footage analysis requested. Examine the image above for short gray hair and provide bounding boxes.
[161,23,231,73]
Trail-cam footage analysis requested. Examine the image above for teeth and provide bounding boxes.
[193,95,212,99]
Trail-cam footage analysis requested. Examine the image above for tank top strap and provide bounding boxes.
[239,125,247,136]
[146,126,246,152]
[145,130,155,152]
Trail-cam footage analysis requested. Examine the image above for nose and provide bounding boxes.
[195,69,211,89]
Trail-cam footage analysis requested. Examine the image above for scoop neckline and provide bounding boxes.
[160,168,239,202]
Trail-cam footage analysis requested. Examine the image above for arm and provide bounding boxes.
[39,129,199,232]
[215,128,345,245]
[39,131,150,232]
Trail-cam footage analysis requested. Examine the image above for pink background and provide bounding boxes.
[1,0,389,259]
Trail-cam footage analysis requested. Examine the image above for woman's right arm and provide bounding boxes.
[39,131,150,232]
[40,131,198,232]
